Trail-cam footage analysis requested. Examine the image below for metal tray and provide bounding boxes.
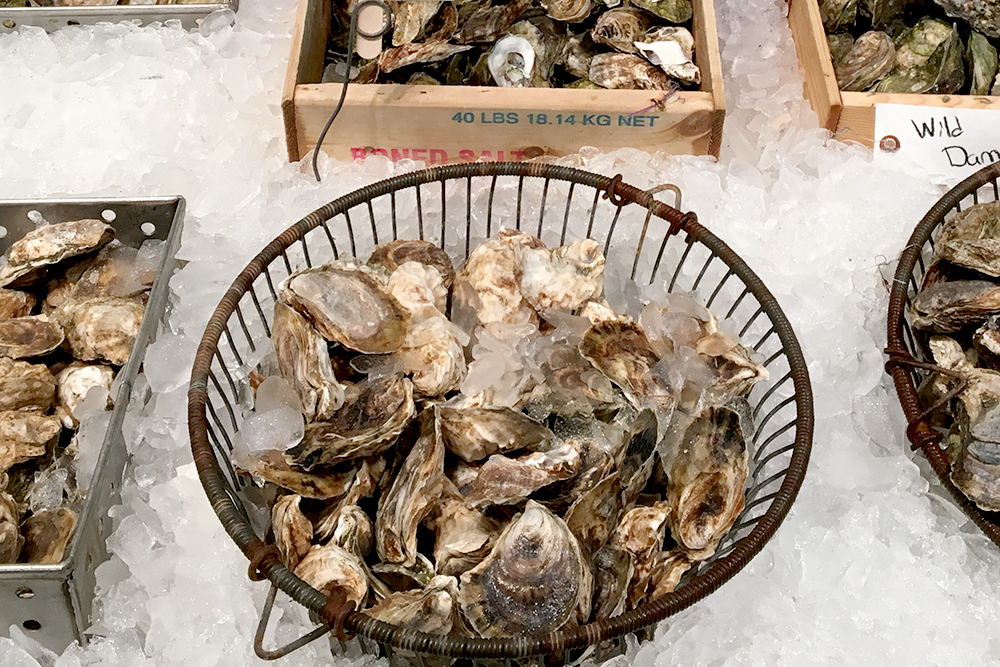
[0,2,238,32]
[0,196,185,654]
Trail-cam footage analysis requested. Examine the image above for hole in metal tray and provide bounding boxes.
[2,20,14,29]
[140,222,156,236]
[101,209,116,223]
[22,620,41,631]
[15,588,33,599]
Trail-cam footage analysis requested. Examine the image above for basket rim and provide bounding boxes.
[188,161,814,659]
[886,160,1000,548]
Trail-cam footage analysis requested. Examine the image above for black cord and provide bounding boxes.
[312,0,393,183]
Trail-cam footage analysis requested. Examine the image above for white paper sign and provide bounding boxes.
[873,103,1000,179]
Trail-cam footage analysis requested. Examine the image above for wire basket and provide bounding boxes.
[886,160,1000,548]
[188,162,813,662]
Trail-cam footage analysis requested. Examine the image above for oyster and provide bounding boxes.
[860,0,915,28]
[634,26,701,86]
[56,362,115,427]
[369,240,455,292]
[439,405,555,462]
[395,316,468,397]
[392,0,443,46]
[502,231,605,311]
[272,493,313,571]
[379,41,475,73]
[835,31,895,91]
[386,260,449,321]
[579,319,678,423]
[376,410,445,566]
[272,301,345,421]
[877,18,965,94]
[420,1,460,43]
[280,265,409,354]
[974,314,1000,369]
[314,458,384,541]
[0,315,65,358]
[618,408,660,504]
[589,52,676,89]
[453,239,535,327]
[0,219,114,288]
[365,574,461,637]
[64,241,150,302]
[591,8,653,54]
[968,31,999,95]
[427,482,502,576]
[818,0,858,32]
[239,450,360,499]
[507,18,562,88]
[936,201,1000,277]
[458,501,591,637]
[646,548,692,600]
[0,358,56,412]
[62,297,144,366]
[664,403,748,555]
[591,545,633,620]
[489,35,536,87]
[456,0,533,44]
[329,504,375,560]
[828,33,855,67]
[611,500,671,607]
[523,343,619,417]
[541,0,593,23]
[20,507,77,564]
[293,543,369,605]
[561,34,599,79]
[563,470,624,554]
[0,489,21,564]
[286,374,416,470]
[0,289,35,320]
[628,0,692,22]
[0,410,63,473]
[464,441,582,507]
[932,0,1000,38]
[911,279,1000,332]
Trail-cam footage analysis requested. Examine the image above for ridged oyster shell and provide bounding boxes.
[0,219,114,288]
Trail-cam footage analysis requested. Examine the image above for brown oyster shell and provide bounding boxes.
[0,219,114,288]
[379,41,475,73]
[0,315,65,359]
[591,8,653,54]
[588,52,676,90]
[239,450,360,499]
[293,543,368,605]
[464,441,581,508]
[21,507,77,564]
[369,239,456,291]
[0,358,56,412]
[835,31,895,91]
[911,279,1000,333]
[272,301,345,421]
[439,405,555,462]
[272,494,313,571]
[0,410,62,473]
[63,297,144,366]
[56,362,115,427]
[0,289,35,320]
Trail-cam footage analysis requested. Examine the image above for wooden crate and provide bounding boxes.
[788,0,1000,146]
[282,0,725,163]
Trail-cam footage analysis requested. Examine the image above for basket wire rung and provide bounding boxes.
[254,582,333,660]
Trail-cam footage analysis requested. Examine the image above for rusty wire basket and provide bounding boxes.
[887,160,1000,548]
[188,162,813,663]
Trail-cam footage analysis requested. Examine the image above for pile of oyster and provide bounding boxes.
[822,0,1000,94]
[0,218,160,566]
[908,200,1000,511]
[236,228,768,642]
[323,0,702,90]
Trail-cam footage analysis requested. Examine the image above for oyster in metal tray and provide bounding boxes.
[0,217,164,564]
[240,230,770,641]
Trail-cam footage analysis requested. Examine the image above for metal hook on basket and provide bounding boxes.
[311,0,393,183]
[645,182,682,211]
[884,345,968,451]
[254,583,334,660]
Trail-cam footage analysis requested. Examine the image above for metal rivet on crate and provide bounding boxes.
[879,135,901,153]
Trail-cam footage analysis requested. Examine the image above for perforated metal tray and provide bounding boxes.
[0,2,237,32]
[0,196,184,654]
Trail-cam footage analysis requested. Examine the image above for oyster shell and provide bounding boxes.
[0,289,35,320]
[427,482,502,576]
[387,260,449,320]
[372,551,436,591]
[932,0,1000,38]
[877,18,965,94]
[589,52,676,89]
[314,458,384,542]
[611,500,671,607]
[456,0,533,44]
[272,301,345,421]
[458,500,591,637]
[63,297,144,366]
[0,410,63,473]
[629,0,692,21]
[392,0,443,46]
[646,548,692,600]
[936,202,1000,277]
[507,18,562,89]
[464,441,582,508]
[453,239,535,327]
[293,543,369,605]
[0,358,56,412]
[0,315,65,358]
[634,26,701,86]
[272,493,313,571]
[835,31,895,91]
[379,41,475,73]
[286,375,416,470]
[394,316,468,397]
[618,408,660,504]
[0,489,22,564]
[819,0,858,31]
[55,362,115,428]
[0,219,114,288]
[560,34,599,79]
[280,265,409,355]
[664,403,748,555]
[439,405,555,462]
[369,240,455,292]
[365,574,461,637]
[591,545,634,620]
[329,504,375,560]
[563,470,623,554]
[911,279,1000,332]
[21,507,77,564]
[592,8,652,54]
[239,450,360,499]
[502,231,605,311]
[828,33,855,67]
[974,314,1000,369]
[541,0,593,23]
[376,410,446,566]
[489,35,536,87]
[968,31,999,95]
[860,0,915,28]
